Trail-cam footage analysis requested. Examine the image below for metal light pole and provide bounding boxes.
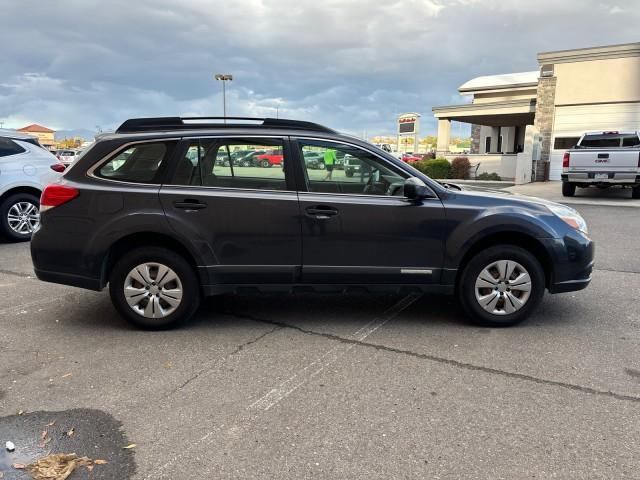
[214,74,233,122]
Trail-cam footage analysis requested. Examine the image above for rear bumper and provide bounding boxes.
[33,268,103,291]
[541,232,595,294]
[561,172,640,184]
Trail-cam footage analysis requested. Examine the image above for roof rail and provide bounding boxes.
[116,117,336,134]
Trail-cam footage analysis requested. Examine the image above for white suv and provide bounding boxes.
[0,129,62,241]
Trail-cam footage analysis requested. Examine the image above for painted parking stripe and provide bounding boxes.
[248,293,422,411]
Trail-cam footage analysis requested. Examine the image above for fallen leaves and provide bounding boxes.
[123,443,137,449]
[65,427,75,438]
[38,430,51,449]
[60,373,72,379]
[12,453,106,480]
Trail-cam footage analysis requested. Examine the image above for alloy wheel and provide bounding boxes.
[474,260,532,315]
[123,262,183,318]
[7,201,40,235]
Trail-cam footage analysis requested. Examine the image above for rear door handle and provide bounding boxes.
[305,205,339,219]
[597,153,609,158]
[173,200,207,210]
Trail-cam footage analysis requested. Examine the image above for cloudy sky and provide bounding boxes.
[1,0,638,136]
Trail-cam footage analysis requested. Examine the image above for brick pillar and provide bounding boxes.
[470,124,481,154]
[533,76,556,181]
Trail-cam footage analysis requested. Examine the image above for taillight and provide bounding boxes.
[40,184,79,212]
[563,152,570,169]
[50,163,66,173]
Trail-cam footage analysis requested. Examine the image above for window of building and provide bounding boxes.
[96,142,174,183]
[484,137,491,153]
[298,140,407,196]
[0,138,26,157]
[171,138,288,191]
[553,137,580,150]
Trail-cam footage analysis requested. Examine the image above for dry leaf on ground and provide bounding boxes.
[123,443,136,449]
[15,453,106,480]
[66,428,75,437]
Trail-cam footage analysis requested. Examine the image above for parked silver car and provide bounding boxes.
[0,129,62,241]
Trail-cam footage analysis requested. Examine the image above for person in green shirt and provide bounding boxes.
[324,148,336,180]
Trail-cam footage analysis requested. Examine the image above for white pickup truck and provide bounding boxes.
[561,131,640,198]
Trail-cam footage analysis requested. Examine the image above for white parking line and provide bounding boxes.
[146,293,422,479]
[248,293,422,411]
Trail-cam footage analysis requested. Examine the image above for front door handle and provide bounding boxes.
[305,205,339,219]
[173,199,207,210]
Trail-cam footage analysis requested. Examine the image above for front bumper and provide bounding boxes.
[541,231,595,294]
[561,172,640,184]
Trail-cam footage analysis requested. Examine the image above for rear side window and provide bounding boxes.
[171,138,289,191]
[622,135,640,147]
[96,142,175,183]
[0,138,26,157]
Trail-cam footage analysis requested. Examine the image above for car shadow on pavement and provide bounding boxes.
[64,290,571,333]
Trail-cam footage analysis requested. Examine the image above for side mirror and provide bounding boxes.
[404,177,431,199]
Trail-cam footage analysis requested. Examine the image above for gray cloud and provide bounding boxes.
[0,0,638,135]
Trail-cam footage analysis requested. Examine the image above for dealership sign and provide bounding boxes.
[398,114,419,135]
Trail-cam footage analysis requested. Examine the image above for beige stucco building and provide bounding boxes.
[433,42,640,182]
[17,124,56,150]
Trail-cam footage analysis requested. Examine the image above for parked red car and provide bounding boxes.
[256,150,283,167]
[401,152,423,163]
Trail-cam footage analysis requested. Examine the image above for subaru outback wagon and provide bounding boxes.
[31,117,594,329]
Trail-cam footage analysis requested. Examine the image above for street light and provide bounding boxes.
[214,73,233,121]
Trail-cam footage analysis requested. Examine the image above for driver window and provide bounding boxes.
[299,140,407,196]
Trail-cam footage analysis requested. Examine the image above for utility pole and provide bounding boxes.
[214,74,233,122]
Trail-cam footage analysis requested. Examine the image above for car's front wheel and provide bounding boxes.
[0,193,41,242]
[458,245,545,327]
[109,246,200,329]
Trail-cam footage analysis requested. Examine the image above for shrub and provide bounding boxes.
[423,151,436,160]
[451,156,471,179]
[476,172,502,181]
[413,157,451,179]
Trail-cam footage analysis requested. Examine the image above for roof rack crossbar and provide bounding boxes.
[116,117,336,134]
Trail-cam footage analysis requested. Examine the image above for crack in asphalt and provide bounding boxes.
[166,325,283,397]
[594,267,640,275]
[226,311,640,405]
[0,268,34,278]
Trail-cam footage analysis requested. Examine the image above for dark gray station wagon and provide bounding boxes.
[31,117,594,329]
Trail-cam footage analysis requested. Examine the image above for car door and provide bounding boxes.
[159,136,301,285]
[292,138,446,284]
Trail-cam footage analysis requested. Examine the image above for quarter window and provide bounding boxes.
[0,138,26,157]
[171,138,288,191]
[96,142,174,183]
[298,140,408,196]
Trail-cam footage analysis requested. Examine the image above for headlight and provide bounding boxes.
[547,204,588,234]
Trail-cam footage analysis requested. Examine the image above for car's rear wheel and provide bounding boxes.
[261,159,271,168]
[0,193,40,242]
[562,181,576,197]
[109,246,200,329]
[345,169,354,177]
[458,245,545,327]
[318,162,326,170]
[632,185,640,199]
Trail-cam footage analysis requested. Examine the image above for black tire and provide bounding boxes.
[261,159,271,168]
[458,245,545,327]
[0,193,40,242]
[109,246,200,330]
[632,185,640,199]
[562,181,576,197]
[345,169,354,178]
[318,162,326,170]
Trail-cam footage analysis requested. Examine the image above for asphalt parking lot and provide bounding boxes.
[1,195,639,479]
